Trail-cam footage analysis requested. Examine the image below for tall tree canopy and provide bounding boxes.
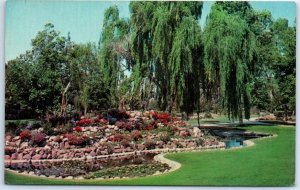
[203,4,256,122]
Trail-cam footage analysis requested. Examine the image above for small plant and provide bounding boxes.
[31,132,46,146]
[20,129,32,141]
[131,130,142,141]
[74,126,82,132]
[108,134,124,142]
[144,140,156,150]
[159,132,171,143]
[66,133,86,146]
[121,139,130,148]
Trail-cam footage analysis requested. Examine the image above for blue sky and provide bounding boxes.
[5,0,296,62]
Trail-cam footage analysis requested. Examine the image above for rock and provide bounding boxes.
[187,142,196,148]
[15,140,21,147]
[59,142,64,149]
[193,127,202,137]
[114,148,122,153]
[20,142,29,149]
[179,131,189,137]
[6,141,16,147]
[5,135,13,142]
[32,154,42,160]
[90,151,96,157]
[4,155,11,160]
[11,153,18,160]
[125,147,132,152]
[179,142,187,148]
[137,144,145,151]
[64,142,70,149]
[23,154,31,160]
[17,153,23,160]
[12,136,20,141]
[62,138,68,142]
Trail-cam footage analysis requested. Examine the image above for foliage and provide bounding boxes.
[19,130,32,141]
[85,163,170,179]
[203,4,256,122]
[131,130,142,141]
[31,132,46,146]
[144,140,156,150]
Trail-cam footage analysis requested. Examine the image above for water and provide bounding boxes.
[224,138,244,148]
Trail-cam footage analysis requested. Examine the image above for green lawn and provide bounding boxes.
[5,125,295,186]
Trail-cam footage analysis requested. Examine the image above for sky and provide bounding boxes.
[5,0,296,62]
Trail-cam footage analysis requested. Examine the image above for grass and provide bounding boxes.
[5,125,295,186]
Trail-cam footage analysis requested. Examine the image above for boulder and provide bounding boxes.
[23,154,31,160]
[20,142,29,149]
[5,135,13,142]
[17,153,23,160]
[193,127,203,137]
[59,142,64,149]
[4,155,11,160]
[15,140,21,147]
[32,154,42,160]
[137,144,145,151]
[12,136,20,141]
[64,142,70,149]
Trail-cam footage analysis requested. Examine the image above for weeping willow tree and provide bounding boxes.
[203,4,256,123]
[130,1,203,114]
[99,5,130,108]
[169,16,203,115]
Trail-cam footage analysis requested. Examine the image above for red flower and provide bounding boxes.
[74,126,82,132]
[20,130,31,141]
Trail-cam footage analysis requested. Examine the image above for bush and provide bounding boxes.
[5,122,20,136]
[20,129,31,141]
[54,123,73,135]
[66,133,86,146]
[74,126,82,132]
[144,140,156,150]
[32,132,46,146]
[31,122,42,130]
[159,132,171,143]
[131,130,142,141]
[108,134,124,142]
[54,135,62,143]
[115,121,133,131]
[121,139,130,148]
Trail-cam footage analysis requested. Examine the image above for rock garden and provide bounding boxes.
[5,110,224,179]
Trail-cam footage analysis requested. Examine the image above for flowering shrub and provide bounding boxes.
[76,118,93,126]
[159,132,171,143]
[108,110,130,120]
[144,121,157,130]
[121,139,130,148]
[54,136,62,143]
[115,121,133,131]
[20,130,32,141]
[32,132,46,146]
[74,126,82,132]
[108,134,124,142]
[131,130,142,141]
[151,111,173,124]
[144,140,156,150]
[66,133,86,146]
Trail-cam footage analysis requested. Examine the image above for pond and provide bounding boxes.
[224,138,244,149]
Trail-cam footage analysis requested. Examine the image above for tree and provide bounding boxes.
[271,18,296,119]
[203,4,256,123]
[129,1,204,114]
[99,6,130,108]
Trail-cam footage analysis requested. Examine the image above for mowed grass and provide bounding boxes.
[5,125,295,186]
